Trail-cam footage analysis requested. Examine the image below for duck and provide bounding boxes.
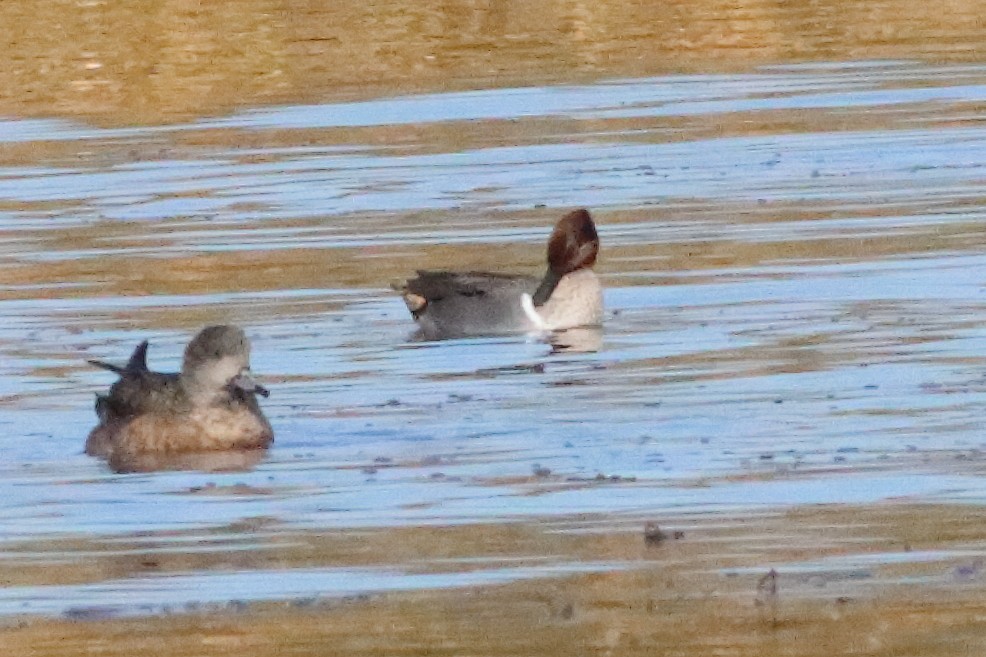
[85,325,273,472]
[396,209,603,339]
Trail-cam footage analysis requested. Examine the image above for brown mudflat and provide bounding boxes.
[4,503,986,656]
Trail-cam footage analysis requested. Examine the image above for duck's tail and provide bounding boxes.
[87,340,149,375]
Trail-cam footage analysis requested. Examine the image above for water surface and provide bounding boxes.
[1,46,986,626]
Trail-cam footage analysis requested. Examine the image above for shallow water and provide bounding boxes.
[2,52,986,622]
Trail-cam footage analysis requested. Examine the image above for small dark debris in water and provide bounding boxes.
[954,559,984,581]
[448,393,473,402]
[644,522,682,545]
[612,309,621,316]
[534,203,546,209]
[342,593,373,604]
[189,482,217,493]
[836,447,859,453]
[292,596,319,608]
[755,569,779,623]
[563,441,574,448]
[759,454,774,461]
[483,363,545,376]
[773,399,783,404]
[864,384,878,390]
[552,377,591,387]
[361,466,378,475]
[532,463,552,478]
[429,472,446,480]
[644,522,667,544]
[834,455,847,463]
[374,456,393,464]
[644,401,661,408]
[381,399,401,407]
[63,606,120,621]
[756,569,778,601]
[565,473,636,483]
[590,472,638,483]
[700,437,710,444]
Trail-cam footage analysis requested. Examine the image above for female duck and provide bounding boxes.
[397,209,603,339]
[86,325,273,471]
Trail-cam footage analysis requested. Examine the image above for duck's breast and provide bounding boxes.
[111,406,273,457]
[85,421,121,458]
[536,269,603,330]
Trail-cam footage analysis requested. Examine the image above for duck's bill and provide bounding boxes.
[230,370,270,398]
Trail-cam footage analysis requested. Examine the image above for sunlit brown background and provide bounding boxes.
[0,0,982,124]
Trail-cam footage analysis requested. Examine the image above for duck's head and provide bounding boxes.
[546,208,599,276]
[182,325,269,401]
[531,209,599,306]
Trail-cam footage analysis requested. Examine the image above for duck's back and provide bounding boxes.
[86,370,186,457]
[103,371,184,417]
[401,270,539,338]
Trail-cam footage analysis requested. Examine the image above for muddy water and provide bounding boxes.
[2,0,986,652]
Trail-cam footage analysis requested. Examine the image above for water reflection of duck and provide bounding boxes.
[85,325,273,472]
[396,209,603,339]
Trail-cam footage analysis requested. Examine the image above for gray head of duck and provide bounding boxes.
[531,209,599,306]
[181,325,269,402]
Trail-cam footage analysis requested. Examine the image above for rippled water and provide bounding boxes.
[2,59,986,618]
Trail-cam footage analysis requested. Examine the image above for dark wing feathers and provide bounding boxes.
[88,340,185,422]
[404,270,534,301]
